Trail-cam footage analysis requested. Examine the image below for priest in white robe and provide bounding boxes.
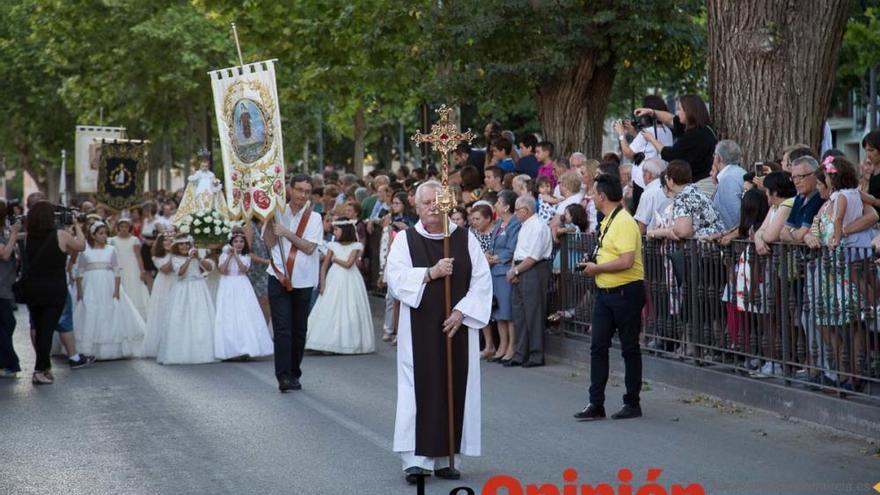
[385,180,493,484]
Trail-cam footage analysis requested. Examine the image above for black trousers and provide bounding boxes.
[268,277,313,381]
[27,303,64,372]
[589,280,645,407]
[0,298,19,372]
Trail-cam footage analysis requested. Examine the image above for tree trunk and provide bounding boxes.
[707,0,849,165]
[353,105,366,176]
[536,50,617,159]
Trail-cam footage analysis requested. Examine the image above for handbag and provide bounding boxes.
[13,234,54,305]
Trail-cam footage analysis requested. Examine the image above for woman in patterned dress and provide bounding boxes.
[244,218,271,325]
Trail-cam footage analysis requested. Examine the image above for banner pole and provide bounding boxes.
[231,23,245,69]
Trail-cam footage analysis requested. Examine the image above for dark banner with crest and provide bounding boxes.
[96,140,147,210]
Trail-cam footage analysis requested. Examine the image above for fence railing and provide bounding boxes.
[556,233,880,403]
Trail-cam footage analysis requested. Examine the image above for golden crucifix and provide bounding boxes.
[410,104,475,475]
[411,105,476,235]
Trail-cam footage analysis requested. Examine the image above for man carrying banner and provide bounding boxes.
[263,174,323,392]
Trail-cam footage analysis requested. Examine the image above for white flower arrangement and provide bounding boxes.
[176,208,234,248]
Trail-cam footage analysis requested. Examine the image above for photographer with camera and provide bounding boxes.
[0,201,23,377]
[634,94,718,198]
[614,95,673,211]
[574,174,645,422]
[21,201,86,385]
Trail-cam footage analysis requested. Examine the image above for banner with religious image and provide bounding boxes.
[74,125,126,193]
[96,140,148,210]
[209,59,285,221]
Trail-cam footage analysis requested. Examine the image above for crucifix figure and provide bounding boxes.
[385,105,490,483]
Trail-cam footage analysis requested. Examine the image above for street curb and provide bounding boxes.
[545,332,880,441]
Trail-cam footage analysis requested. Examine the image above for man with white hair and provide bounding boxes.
[506,194,552,367]
[385,181,492,484]
[712,140,746,230]
[633,158,671,234]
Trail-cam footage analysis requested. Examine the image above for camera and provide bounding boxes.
[629,112,656,130]
[53,205,85,227]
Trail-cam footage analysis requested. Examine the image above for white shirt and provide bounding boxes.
[264,203,324,288]
[629,125,673,188]
[154,215,173,231]
[555,191,584,217]
[513,214,552,262]
[634,178,672,230]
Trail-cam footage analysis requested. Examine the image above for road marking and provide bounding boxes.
[236,364,393,451]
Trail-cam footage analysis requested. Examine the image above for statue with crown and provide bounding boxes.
[173,148,233,248]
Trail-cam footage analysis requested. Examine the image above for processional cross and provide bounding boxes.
[410,105,475,475]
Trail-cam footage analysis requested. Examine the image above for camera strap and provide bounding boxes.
[596,205,623,252]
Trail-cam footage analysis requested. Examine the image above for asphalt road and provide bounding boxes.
[1,298,877,495]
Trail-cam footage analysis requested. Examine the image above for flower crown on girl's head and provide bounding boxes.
[331,219,357,226]
[89,221,106,236]
[823,155,837,174]
[172,234,194,246]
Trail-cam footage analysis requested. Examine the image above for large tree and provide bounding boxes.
[424,0,704,158]
[707,0,851,164]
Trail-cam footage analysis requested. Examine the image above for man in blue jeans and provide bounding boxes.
[575,174,645,421]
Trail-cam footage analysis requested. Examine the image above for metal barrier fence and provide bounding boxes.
[556,233,880,402]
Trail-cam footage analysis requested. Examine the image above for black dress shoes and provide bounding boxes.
[404,467,432,485]
[434,467,461,480]
[611,404,642,420]
[522,361,544,368]
[278,378,302,392]
[502,360,522,367]
[573,403,606,421]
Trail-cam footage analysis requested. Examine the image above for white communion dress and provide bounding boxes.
[141,255,177,358]
[157,255,216,365]
[110,235,150,320]
[73,245,146,360]
[306,241,375,354]
[213,251,274,360]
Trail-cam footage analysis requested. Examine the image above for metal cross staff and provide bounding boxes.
[411,105,475,473]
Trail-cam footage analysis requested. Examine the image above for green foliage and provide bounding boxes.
[0,0,75,178]
[837,5,880,98]
[421,0,705,127]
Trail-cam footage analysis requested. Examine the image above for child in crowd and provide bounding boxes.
[74,222,145,360]
[214,230,273,361]
[142,233,176,358]
[535,140,557,189]
[157,235,215,365]
[110,216,150,320]
[306,222,374,354]
[536,176,558,224]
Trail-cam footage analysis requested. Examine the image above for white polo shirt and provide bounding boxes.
[264,203,324,288]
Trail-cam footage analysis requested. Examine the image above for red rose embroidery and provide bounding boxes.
[274,165,282,175]
[231,171,239,182]
[243,191,252,211]
[232,187,241,201]
[254,189,271,209]
[273,179,283,195]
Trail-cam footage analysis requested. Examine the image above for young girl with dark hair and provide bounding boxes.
[306,221,375,354]
[157,235,215,365]
[74,222,146,360]
[142,233,176,357]
[214,229,273,361]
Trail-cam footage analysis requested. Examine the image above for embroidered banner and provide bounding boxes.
[209,60,285,221]
[96,140,148,210]
[74,125,126,193]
